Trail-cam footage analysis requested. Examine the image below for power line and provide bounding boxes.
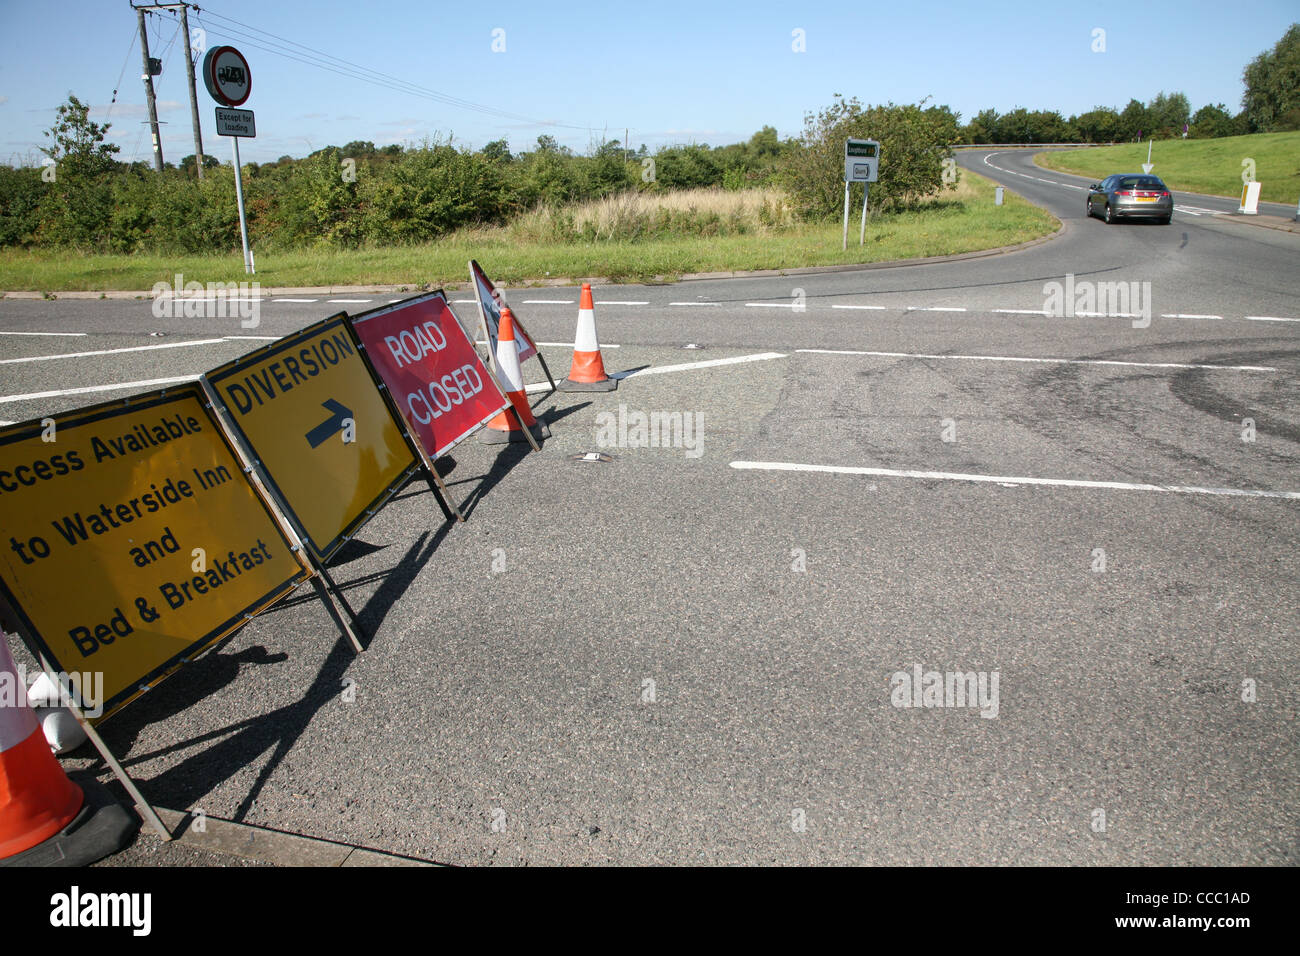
[190,5,603,133]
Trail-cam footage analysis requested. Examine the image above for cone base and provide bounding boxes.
[480,421,550,444]
[0,775,137,867]
[559,376,617,392]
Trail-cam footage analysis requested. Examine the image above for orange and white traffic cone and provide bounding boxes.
[482,306,550,444]
[1,639,135,866]
[560,283,617,391]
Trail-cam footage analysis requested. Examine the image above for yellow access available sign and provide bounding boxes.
[0,385,309,719]
[204,315,416,560]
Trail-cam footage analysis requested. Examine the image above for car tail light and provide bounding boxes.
[1117,190,1133,196]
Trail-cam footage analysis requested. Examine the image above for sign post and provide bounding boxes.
[202,45,255,274]
[844,138,880,249]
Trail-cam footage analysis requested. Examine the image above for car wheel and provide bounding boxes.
[1104,203,1116,224]
[1158,215,1171,225]
[1086,198,1093,219]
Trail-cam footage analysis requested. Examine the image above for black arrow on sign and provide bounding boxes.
[305,399,353,448]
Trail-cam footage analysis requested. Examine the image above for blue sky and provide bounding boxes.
[0,0,1295,166]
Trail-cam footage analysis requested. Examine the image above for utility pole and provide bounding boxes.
[178,4,204,179]
[136,6,164,171]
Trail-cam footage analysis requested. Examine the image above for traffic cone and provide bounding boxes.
[0,639,136,866]
[482,307,550,444]
[560,283,617,391]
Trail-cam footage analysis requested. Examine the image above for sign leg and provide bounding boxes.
[860,184,869,245]
[426,464,465,522]
[309,568,365,654]
[231,136,253,275]
[842,180,850,251]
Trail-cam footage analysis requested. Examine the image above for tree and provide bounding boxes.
[1073,107,1120,143]
[1118,99,1150,140]
[1188,104,1239,138]
[1147,91,1190,137]
[179,154,220,177]
[40,93,119,178]
[1242,23,1300,131]
[480,139,512,162]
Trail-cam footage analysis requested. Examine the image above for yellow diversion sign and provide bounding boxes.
[204,315,416,560]
[0,385,309,719]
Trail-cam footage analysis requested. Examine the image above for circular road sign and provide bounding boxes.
[202,46,251,107]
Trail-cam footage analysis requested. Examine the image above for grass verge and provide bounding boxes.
[1036,132,1300,204]
[0,170,1057,292]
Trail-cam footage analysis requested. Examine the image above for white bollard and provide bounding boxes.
[995,186,1004,206]
[1238,181,1261,215]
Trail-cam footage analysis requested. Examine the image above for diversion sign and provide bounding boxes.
[204,315,416,561]
[0,385,309,719]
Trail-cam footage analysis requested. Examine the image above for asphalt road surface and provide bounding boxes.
[1,150,1297,865]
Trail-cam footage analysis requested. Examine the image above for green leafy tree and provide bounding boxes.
[782,96,960,218]
[1147,91,1190,137]
[1242,23,1300,131]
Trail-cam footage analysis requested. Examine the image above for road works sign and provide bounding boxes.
[0,385,308,719]
[470,260,539,364]
[204,315,416,561]
[845,138,880,183]
[350,292,510,461]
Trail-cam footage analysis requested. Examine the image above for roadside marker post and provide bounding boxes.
[1239,181,1262,215]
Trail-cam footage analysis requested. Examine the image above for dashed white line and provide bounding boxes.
[521,351,787,392]
[796,348,1274,372]
[1245,315,1300,323]
[452,299,477,304]
[670,301,721,307]
[991,309,1051,316]
[224,335,280,341]
[729,460,1300,501]
[831,304,887,311]
[0,331,88,337]
[907,306,967,312]
[1161,313,1222,320]
[476,340,620,348]
[0,339,226,366]
[0,375,199,404]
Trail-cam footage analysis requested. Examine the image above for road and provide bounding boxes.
[1,150,1297,865]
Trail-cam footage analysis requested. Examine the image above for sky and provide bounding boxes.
[0,0,1295,166]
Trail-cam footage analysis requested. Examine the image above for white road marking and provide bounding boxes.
[907,306,967,312]
[0,375,198,404]
[795,348,1274,372]
[729,460,1300,501]
[327,299,372,304]
[1161,313,1222,320]
[272,298,318,303]
[670,301,721,307]
[0,338,227,366]
[992,309,1051,316]
[0,331,88,337]
[476,340,620,348]
[224,335,280,341]
[521,299,574,304]
[1073,311,1144,319]
[522,352,787,392]
[452,299,477,304]
[832,304,887,311]
[1245,315,1300,323]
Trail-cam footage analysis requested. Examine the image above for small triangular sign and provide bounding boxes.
[1142,163,1154,173]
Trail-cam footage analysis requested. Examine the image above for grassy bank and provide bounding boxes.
[1036,132,1300,204]
[0,170,1057,292]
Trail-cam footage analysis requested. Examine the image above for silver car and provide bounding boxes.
[1086,174,1173,224]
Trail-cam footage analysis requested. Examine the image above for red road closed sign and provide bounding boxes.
[349,292,510,460]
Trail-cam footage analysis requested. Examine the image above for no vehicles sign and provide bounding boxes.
[204,315,416,561]
[0,386,308,719]
[350,293,510,461]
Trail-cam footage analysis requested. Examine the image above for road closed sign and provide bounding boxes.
[204,315,416,561]
[0,385,308,719]
[350,292,510,460]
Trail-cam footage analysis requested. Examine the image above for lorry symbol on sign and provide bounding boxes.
[218,65,246,86]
